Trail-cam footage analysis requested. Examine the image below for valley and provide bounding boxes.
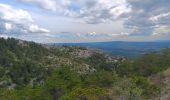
[0,38,170,100]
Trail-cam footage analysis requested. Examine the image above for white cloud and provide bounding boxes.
[29,25,50,33]
[124,0,170,36]
[98,0,131,18]
[5,23,12,30]
[15,0,134,42]
[12,0,170,42]
[0,3,33,23]
[18,0,131,24]
[107,32,130,37]
[73,31,131,39]
[88,32,97,36]
[150,12,170,22]
[120,32,130,36]
[18,0,70,11]
[152,25,170,36]
[0,3,50,36]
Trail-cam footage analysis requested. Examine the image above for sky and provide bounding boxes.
[0,0,170,43]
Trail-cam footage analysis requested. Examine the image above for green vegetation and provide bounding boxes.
[0,38,170,100]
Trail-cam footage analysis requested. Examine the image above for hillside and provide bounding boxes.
[0,38,170,100]
[53,41,170,58]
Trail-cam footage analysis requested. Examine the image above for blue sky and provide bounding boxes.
[0,0,170,43]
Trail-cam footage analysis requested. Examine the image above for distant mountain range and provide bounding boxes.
[51,41,170,58]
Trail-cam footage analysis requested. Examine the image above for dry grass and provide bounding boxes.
[163,68,170,77]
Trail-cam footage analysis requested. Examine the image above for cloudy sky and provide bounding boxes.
[0,0,170,43]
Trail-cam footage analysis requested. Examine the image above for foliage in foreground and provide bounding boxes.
[0,38,169,100]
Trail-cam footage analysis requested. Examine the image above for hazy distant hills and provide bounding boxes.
[52,41,170,58]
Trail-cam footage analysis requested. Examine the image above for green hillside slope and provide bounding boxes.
[0,38,170,100]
